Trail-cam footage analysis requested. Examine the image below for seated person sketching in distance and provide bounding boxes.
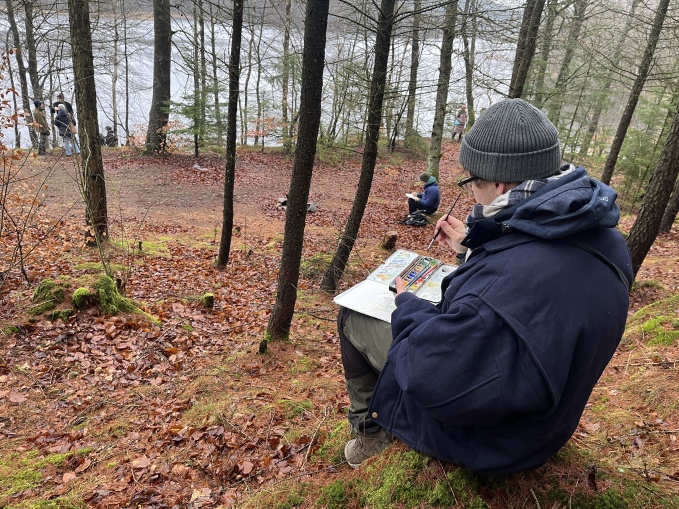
[406,172,440,219]
[337,98,633,474]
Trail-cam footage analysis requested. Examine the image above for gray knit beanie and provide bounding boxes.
[459,98,561,182]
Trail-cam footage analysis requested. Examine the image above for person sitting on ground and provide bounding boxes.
[407,172,440,217]
[337,98,633,474]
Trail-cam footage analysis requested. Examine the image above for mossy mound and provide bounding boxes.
[29,275,152,322]
[622,293,679,347]
[30,278,67,315]
[73,275,138,315]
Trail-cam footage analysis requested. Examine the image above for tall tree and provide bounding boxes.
[281,0,293,153]
[68,0,108,238]
[5,0,36,147]
[578,0,641,157]
[508,0,546,98]
[265,0,330,343]
[404,0,421,146]
[320,0,396,293]
[546,0,588,128]
[112,0,120,143]
[145,0,172,154]
[531,0,557,108]
[217,0,244,268]
[23,0,41,101]
[600,0,670,185]
[426,0,458,179]
[461,0,478,128]
[626,97,679,276]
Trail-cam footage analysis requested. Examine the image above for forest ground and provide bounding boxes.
[1,141,678,508]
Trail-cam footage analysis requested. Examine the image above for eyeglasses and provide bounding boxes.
[457,175,479,188]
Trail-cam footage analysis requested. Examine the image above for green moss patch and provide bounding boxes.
[30,279,66,315]
[623,294,679,347]
[0,447,91,500]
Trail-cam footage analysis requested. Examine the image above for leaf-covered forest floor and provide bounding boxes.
[1,142,678,508]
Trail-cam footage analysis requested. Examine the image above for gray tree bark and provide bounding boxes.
[627,96,679,276]
[600,0,670,185]
[426,0,458,179]
[217,0,244,268]
[321,0,396,293]
[145,0,172,154]
[266,0,330,342]
[68,0,108,238]
[509,0,546,98]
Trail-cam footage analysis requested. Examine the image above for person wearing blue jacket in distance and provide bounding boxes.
[338,98,633,474]
[407,172,440,216]
[54,104,80,156]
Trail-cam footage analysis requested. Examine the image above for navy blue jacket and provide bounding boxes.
[54,109,75,139]
[370,167,633,474]
[417,179,440,212]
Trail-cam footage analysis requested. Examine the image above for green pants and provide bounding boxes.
[338,307,393,433]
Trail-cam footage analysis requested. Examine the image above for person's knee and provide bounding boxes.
[338,307,374,379]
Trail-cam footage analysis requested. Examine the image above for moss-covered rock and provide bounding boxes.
[91,275,138,315]
[30,279,66,315]
[73,287,92,310]
[1,325,21,336]
[47,309,73,321]
[201,292,214,309]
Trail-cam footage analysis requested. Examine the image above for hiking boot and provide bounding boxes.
[344,429,392,468]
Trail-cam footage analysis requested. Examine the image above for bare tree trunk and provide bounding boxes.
[266,0,330,343]
[659,177,679,233]
[281,0,292,153]
[320,0,396,293]
[578,0,641,156]
[253,2,266,146]
[5,0,37,147]
[192,1,201,157]
[122,0,131,145]
[69,0,108,238]
[209,2,223,144]
[217,0,244,268]
[532,0,557,108]
[23,0,41,100]
[600,0,670,185]
[404,0,420,145]
[461,0,478,128]
[627,95,679,276]
[508,0,546,99]
[547,0,588,128]
[112,0,120,142]
[145,0,172,154]
[426,0,458,179]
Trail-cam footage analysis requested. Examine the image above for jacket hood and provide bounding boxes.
[462,167,620,248]
[501,166,620,238]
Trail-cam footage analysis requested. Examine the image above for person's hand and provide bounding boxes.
[395,277,406,295]
[435,214,467,254]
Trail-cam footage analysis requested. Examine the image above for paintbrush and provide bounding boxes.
[426,191,462,252]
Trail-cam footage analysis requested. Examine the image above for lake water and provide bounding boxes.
[0,13,513,149]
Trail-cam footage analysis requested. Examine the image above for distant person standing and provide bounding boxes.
[103,126,117,147]
[54,104,80,156]
[452,104,467,142]
[52,91,74,116]
[32,100,50,155]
